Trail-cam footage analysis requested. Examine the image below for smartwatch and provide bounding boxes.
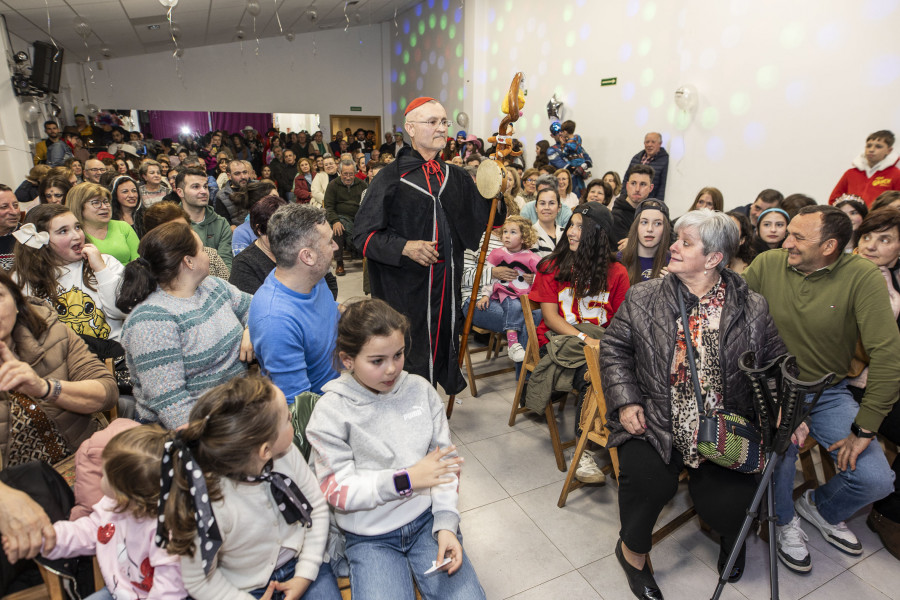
[393,470,413,497]
[850,422,876,439]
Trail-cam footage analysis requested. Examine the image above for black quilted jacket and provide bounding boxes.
[599,269,786,463]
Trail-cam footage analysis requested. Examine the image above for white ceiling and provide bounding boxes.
[1,0,418,62]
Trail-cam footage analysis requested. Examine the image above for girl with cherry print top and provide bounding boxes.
[306,299,486,600]
[28,425,188,600]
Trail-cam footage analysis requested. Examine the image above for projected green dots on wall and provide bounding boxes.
[650,89,665,108]
[730,92,751,115]
[640,68,654,86]
[756,65,778,90]
[701,107,719,129]
[638,38,652,56]
[643,2,657,20]
[780,24,805,49]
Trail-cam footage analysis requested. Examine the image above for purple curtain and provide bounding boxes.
[147,111,272,141]
[211,112,272,136]
[147,110,211,141]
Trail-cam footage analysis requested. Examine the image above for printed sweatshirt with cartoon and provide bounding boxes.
[306,371,459,538]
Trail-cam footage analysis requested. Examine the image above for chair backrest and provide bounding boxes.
[519,294,542,369]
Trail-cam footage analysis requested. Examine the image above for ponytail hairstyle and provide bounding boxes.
[334,298,409,370]
[13,203,97,303]
[115,221,197,313]
[102,424,172,520]
[162,376,282,556]
[621,201,671,285]
[537,210,615,300]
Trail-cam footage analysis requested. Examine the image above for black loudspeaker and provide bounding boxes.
[31,41,64,94]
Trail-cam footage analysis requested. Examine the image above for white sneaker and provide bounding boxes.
[507,342,526,362]
[776,515,811,573]
[574,450,606,484]
[795,490,863,555]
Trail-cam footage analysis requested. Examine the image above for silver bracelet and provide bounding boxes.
[46,379,62,402]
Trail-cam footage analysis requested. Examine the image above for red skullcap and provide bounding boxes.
[404,97,436,115]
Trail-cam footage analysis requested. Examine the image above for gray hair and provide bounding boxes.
[267,204,327,268]
[674,209,739,271]
[339,157,356,171]
[535,174,558,194]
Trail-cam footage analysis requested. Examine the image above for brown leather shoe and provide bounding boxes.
[336,262,345,276]
[868,509,900,561]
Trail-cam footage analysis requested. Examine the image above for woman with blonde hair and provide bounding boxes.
[67,182,139,265]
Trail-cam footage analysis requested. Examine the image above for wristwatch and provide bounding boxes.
[393,470,413,497]
[850,422,876,439]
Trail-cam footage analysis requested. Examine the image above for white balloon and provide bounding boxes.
[236,27,246,40]
[20,101,41,124]
[285,32,295,42]
[85,104,100,118]
[674,84,699,111]
[456,112,470,130]
[247,0,261,16]
[100,46,111,58]
[159,0,179,7]
[72,16,91,39]
[174,48,184,58]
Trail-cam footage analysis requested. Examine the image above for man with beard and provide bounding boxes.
[352,97,503,395]
[33,121,61,165]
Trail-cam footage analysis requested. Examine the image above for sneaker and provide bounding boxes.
[795,490,863,555]
[507,342,526,362]
[776,516,811,573]
[574,450,606,484]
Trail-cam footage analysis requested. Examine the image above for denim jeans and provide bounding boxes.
[461,298,541,376]
[773,381,895,525]
[84,588,113,600]
[248,558,342,600]
[343,509,485,600]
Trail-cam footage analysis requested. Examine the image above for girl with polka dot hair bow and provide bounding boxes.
[24,425,188,600]
[157,376,341,600]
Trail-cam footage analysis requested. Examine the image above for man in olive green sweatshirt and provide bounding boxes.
[176,167,233,270]
[744,205,900,573]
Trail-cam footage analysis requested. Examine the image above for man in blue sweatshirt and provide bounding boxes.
[249,204,340,400]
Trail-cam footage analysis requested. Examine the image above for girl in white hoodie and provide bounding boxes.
[307,298,485,600]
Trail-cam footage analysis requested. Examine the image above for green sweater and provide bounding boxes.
[744,249,900,431]
[185,205,233,270]
[87,220,139,265]
[323,177,367,225]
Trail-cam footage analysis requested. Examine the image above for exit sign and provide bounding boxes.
[601,77,617,86]
[350,106,362,111]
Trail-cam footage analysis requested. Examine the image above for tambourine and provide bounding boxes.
[476,159,506,199]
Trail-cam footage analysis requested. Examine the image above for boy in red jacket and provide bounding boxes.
[830,130,900,207]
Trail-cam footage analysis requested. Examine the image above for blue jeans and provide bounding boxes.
[773,381,895,525]
[249,558,341,600]
[462,298,541,375]
[84,588,113,600]
[343,509,485,600]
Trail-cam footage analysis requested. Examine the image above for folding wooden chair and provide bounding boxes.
[462,327,515,397]
[508,294,576,472]
[558,344,619,507]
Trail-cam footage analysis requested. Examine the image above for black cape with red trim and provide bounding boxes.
[353,146,504,395]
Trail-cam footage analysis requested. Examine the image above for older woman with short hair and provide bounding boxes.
[600,209,786,599]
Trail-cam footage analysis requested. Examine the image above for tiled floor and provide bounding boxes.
[335,262,897,599]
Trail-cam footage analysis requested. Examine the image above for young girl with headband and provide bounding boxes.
[306,298,486,599]
[752,207,791,254]
[158,376,340,600]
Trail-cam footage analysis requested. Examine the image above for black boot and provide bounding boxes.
[615,539,663,600]
[717,541,746,583]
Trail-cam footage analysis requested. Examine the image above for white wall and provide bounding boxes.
[389,0,467,134]
[64,23,390,140]
[467,0,900,216]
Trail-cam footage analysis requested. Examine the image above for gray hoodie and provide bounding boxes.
[306,370,459,538]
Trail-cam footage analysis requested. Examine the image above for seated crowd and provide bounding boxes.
[0,114,898,600]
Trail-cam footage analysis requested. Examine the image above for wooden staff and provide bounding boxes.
[447,72,525,419]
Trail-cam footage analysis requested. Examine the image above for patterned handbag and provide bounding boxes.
[677,290,765,474]
[5,391,71,468]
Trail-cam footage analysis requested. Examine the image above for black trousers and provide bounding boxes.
[617,439,757,554]
[850,385,900,521]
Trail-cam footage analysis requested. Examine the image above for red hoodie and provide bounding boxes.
[830,152,900,207]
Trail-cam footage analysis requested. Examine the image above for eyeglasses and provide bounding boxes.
[88,198,112,208]
[525,178,537,184]
[408,119,453,129]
